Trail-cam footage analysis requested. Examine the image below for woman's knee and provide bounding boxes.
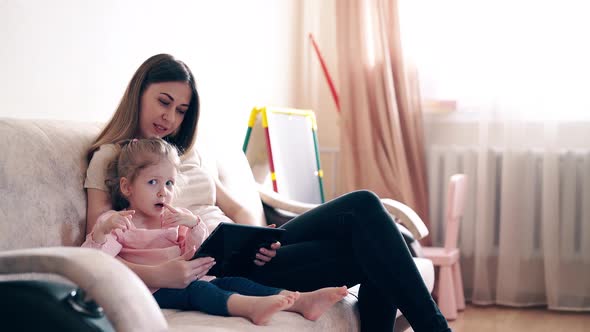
[342,190,382,212]
[341,190,397,230]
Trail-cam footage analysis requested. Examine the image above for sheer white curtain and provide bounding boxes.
[401,0,590,310]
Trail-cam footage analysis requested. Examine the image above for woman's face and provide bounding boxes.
[138,82,192,139]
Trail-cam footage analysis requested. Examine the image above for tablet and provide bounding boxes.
[192,223,286,277]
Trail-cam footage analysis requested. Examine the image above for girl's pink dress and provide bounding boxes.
[82,209,210,292]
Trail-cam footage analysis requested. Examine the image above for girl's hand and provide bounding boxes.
[156,247,216,288]
[254,223,281,266]
[161,203,200,228]
[93,210,134,243]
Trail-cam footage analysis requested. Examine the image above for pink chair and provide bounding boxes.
[423,174,467,320]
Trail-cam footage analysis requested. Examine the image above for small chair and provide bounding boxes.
[423,174,467,320]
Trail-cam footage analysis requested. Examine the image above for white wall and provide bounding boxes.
[0,0,300,148]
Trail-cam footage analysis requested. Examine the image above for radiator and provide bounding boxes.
[426,145,590,258]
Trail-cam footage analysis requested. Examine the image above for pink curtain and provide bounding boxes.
[335,0,430,238]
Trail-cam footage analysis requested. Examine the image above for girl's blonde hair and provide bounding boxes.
[88,54,200,162]
[106,138,181,210]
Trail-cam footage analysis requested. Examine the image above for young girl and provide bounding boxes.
[82,138,348,325]
[85,54,450,331]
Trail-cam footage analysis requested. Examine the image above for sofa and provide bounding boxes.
[0,117,434,332]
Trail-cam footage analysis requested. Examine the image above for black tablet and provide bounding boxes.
[192,223,286,277]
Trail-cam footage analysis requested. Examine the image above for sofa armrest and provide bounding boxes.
[380,199,429,240]
[0,247,167,332]
[259,187,429,240]
[258,187,317,215]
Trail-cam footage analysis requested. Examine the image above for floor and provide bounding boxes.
[440,304,590,332]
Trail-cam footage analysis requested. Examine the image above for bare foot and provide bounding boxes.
[283,286,348,321]
[228,293,298,325]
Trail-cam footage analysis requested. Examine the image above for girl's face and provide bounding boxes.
[121,160,177,220]
[138,82,192,139]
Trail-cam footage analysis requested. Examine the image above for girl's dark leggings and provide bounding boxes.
[153,277,282,316]
[245,190,450,332]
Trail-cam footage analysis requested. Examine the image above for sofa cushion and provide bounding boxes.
[163,292,360,331]
[161,257,434,332]
[0,119,100,250]
[0,117,434,332]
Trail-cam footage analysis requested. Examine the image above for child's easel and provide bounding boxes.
[243,106,325,204]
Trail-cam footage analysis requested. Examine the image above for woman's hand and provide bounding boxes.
[155,248,216,288]
[93,210,135,244]
[161,203,200,228]
[254,224,281,266]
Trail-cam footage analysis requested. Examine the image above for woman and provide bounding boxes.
[85,54,450,332]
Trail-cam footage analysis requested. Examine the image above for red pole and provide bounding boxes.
[309,33,340,113]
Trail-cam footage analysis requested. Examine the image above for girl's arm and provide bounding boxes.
[87,188,215,288]
[81,210,123,257]
[87,188,172,286]
[214,178,264,226]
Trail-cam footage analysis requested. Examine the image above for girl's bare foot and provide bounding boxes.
[282,286,348,321]
[228,292,299,325]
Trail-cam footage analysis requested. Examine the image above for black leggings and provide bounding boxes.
[245,190,450,332]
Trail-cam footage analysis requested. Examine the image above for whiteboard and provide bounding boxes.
[265,111,323,204]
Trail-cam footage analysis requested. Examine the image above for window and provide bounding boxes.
[399,0,590,120]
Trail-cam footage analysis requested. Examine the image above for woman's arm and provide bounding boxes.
[116,254,215,289]
[214,178,265,226]
[86,188,114,235]
[215,178,279,266]
[85,144,119,233]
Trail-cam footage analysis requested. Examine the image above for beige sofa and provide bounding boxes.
[0,118,434,332]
